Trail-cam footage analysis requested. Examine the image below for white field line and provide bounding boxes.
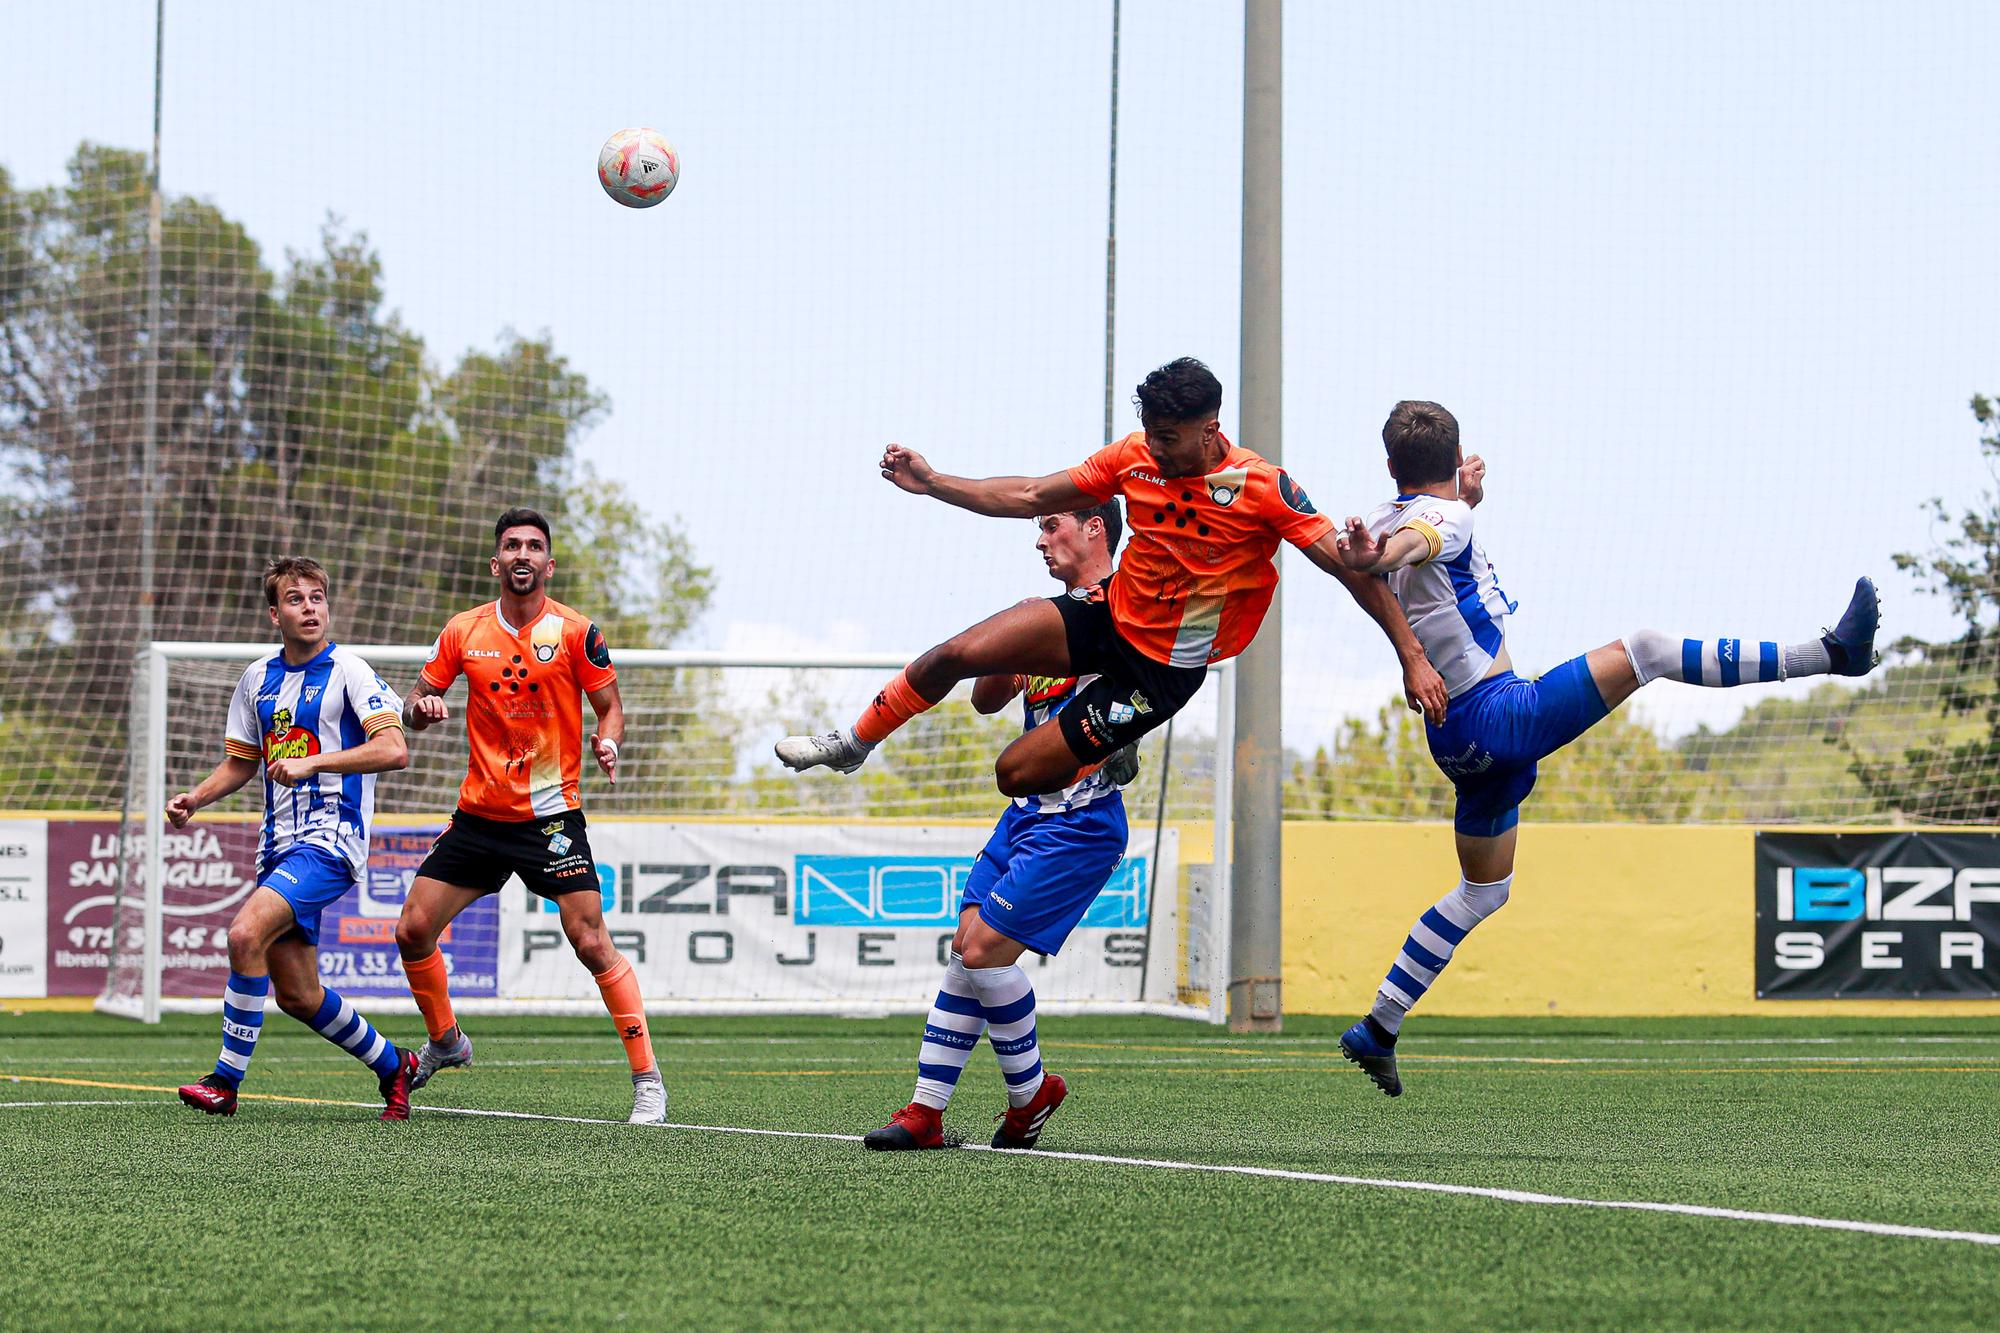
[6,1091,1999,1248]
[10,1052,2000,1070]
[0,1099,148,1110]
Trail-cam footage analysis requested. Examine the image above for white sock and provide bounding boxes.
[1624,629,1825,687]
[912,952,985,1110]
[966,962,1043,1107]
[1369,875,1513,1036]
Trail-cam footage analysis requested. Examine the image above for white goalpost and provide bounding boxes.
[99,643,1235,1024]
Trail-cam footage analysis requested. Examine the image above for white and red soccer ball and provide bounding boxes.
[597,128,680,208]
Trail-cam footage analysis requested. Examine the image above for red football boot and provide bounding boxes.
[177,1073,239,1117]
[379,1048,419,1122]
[991,1072,1067,1149]
[862,1102,944,1151]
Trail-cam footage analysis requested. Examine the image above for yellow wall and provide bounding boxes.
[1277,822,2000,1017]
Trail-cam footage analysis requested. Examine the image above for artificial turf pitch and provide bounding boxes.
[3,1012,1998,1330]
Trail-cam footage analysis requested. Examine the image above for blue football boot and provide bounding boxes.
[1339,1018,1403,1098]
[1822,577,1880,677]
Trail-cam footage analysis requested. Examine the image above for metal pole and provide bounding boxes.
[143,646,168,1023]
[1102,0,1122,446]
[1229,0,1283,1033]
[140,0,163,653]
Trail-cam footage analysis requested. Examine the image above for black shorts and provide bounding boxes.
[418,808,599,899]
[1051,578,1209,762]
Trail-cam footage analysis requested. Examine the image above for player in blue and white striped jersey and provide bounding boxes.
[168,557,420,1120]
[1332,402,1880,1096]
[864,501,1141,1152]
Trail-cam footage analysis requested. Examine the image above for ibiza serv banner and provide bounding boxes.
[1756,830,2000,999]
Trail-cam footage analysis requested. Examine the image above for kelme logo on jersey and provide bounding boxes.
[1203,466,1248,507]
[1278,470,1317,515]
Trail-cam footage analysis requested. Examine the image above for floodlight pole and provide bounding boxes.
[1229,0,1284,1033]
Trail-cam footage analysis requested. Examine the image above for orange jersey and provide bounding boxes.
[1067,432,1334,666]
[419,598,617,822]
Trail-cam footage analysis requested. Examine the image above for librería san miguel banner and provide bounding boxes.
[1756,830,2000,999]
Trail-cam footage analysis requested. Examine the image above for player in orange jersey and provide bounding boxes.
[779,358,1448,793]
[393,507,666,1125]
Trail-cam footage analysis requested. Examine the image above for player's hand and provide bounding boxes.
[591,733,619,785]
[1403,655,1449,726]
[880,444,935,496]
[1332,516,1384,570]
[267,756,317,788]
[406,694,449,731]
[1458,454,1486,507]
[165,792,197,829]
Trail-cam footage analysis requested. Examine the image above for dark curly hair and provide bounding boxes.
[1382,401,1460,488]
[494,506,553,549]
[1133,357,1223,423]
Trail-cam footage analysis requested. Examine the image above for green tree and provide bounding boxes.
[0,143,712,809]
[1848,393,2000,820]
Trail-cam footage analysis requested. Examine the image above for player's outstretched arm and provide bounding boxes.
[401,679,450,732]
[165,755,260,828]
[1303,534,1449,725]
[587,682,624,785]
[880,444,1092,519]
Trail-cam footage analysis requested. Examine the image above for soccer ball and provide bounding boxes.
[597,128,680,208]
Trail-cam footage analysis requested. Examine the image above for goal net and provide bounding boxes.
[97,643,1234,1023]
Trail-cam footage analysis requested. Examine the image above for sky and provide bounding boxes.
[4,0,1997,750]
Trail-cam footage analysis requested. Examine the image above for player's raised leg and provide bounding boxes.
[395,875,485,1090]
[554,889,667,1125]
[1611,577,1880,702]
[776,597,1072,774]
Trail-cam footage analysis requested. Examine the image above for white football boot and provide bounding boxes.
[630,1072,669,1125]
[774,728,872,775]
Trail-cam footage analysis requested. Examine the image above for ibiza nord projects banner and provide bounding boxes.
[1756,830,2000,999]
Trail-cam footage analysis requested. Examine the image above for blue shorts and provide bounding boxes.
[960,798,1129,956]
[1425,655,1610,838]
[258,844,358,946]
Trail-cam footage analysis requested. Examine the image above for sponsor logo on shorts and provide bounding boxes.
[989,893,1014,911]
[1108,701,1136,725]
[271,867,299,884]
[547,832,573,856]
[1129,691,1152,715]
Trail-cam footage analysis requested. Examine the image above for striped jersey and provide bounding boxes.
[1365,494,1517,698]
[1066,433,1334,667]
[1012,674,1121,815]
[223,644,403,880]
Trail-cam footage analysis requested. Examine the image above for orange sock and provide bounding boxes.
[403,948,457,1041]
[593,956,657,1075]
[853,668,936,745]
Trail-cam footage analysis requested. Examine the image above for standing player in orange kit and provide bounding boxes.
[778,357,1447,792]
[393,507,666,1125]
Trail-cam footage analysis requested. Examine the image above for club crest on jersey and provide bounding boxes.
[302,685,321,704]
[535,643,557,663]
[1203,466,1249,508]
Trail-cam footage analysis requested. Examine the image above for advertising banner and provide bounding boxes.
[499,820,1180,1007]
[317,825,498,999]
[0,820,48,997]
[1756,830,2000,998]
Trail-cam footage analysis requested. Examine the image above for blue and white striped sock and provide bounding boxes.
[968,963,1044,1107]
[912,952,986,1110]
[308,987,402,1079]
[1369,875,1513,1037]
[215,971,269,1086]
[1625,630,1827,687]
